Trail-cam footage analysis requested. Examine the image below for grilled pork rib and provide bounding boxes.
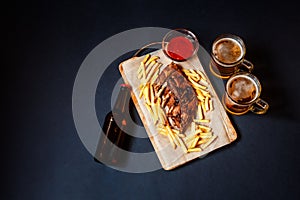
[154,63,198,133]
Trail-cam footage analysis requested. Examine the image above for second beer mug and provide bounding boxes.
[210,34,254,79]
[223,72,269,115]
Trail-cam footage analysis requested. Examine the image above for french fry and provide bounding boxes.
[187,148,202,153]
[200,132,213,139]
[197,95,205,102]
[185,72,200,81]
[151,104,158,123]
[167,133,176,149]
[159,131,168,136]
[196,90,205,102]
[202,90,211,98]
[168,129,180,147]
[189,69,197,74]
[158,127,167,133]
[145,63,160,84]
[138,72,142,80]
[166,125,176,139]
[143,63,147,80]
[145,61,156,74]
[156,96,161,104]
[143,84,151,105]
[145,56,159,65]
[150,84,155,104]
[150,72,159,85]
[200,77,208,85]
[139,84,146,98]
[199,125,211,132]
[205,96,210,111]
[142,54,151,64]
[155,103,162,123]
[138,71,143,80]
[175,134,187,153]
[145,58,153,66]
[194,128,203,134]
[145,103,153,115]
[188,77,207,90]
[189,136,200,149]
[201,101,206,113]
[157,105,166,123]
[185,133,198,144]
[172,129,179,134]
[194,119,210,123]
[185,139,195,149]
[185,71,199,77]
[139,84,144,90]
[186,128,197,137]
[157,127,167,136]
[157,82,167,97]
[197,70,207,81]
[201,135,217,149]
[209,99,213,111]
[138,62,144,74]
[197,138,209,145]
[197,104,203,120]
[138,62,146,80]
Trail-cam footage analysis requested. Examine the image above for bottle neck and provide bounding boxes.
[112,84,131,114]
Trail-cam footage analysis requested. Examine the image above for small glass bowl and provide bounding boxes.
[162,29,199,62]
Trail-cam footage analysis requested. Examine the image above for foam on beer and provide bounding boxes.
[227,74,258,104]
[213,38,243,64]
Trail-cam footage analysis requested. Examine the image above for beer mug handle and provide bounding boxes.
[250,98,269,114]
[238,59,254,73]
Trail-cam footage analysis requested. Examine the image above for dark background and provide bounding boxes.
[11,0,299,199]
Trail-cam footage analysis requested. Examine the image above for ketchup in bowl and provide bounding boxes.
[163,29,199,62]
[165,36,195,61]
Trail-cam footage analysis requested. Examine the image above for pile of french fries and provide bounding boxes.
[182,68,217,152]
[137,54,217,153]
[183,68,213,117]
[184,122,217,152]
[138,54,162,85]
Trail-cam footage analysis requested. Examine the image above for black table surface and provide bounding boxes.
[10,0,299,199]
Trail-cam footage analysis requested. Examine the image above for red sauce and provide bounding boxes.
[165,36,195,61]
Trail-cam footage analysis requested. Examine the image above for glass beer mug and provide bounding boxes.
[210,34,254,79]
[223,72,269,115]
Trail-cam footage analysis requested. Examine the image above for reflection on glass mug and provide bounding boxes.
[210,34,254,79]
[223,72,269,115]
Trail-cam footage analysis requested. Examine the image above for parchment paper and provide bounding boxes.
[119,50,237,170]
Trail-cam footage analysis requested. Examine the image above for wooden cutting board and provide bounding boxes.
[119,49,237,170]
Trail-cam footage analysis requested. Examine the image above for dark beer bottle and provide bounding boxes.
[94,84,131,166]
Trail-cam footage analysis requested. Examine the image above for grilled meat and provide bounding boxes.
[154,63,198,133]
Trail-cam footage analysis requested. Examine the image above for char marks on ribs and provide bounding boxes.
[154,63,198,133]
